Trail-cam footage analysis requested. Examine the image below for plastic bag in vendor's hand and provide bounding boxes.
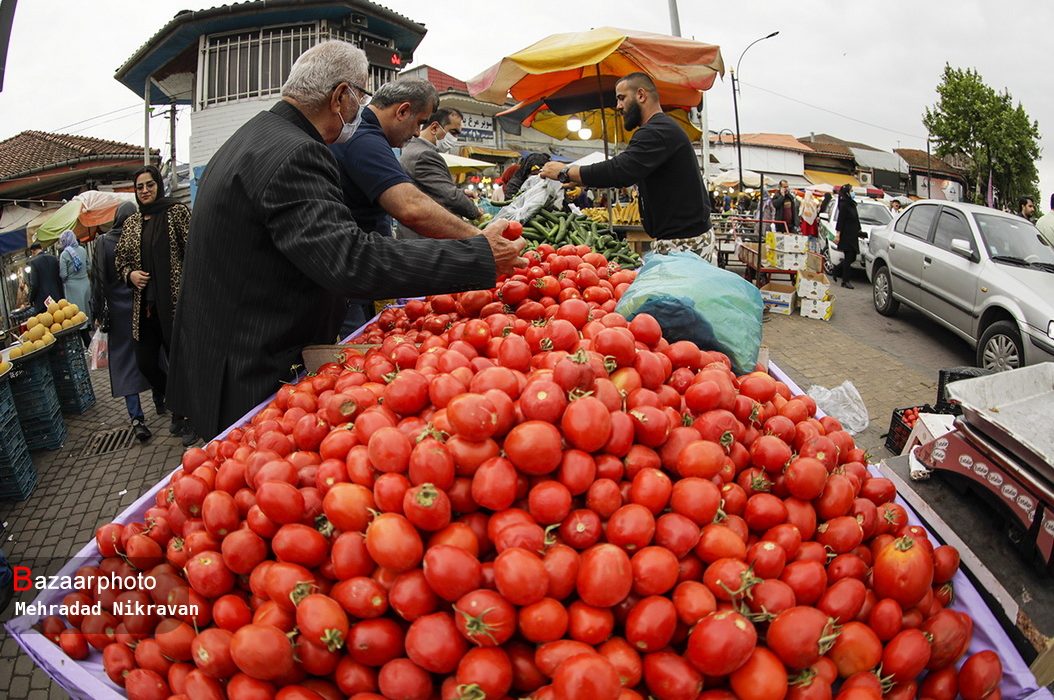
[807,380,869,435]
[495,176,565,223]
[615,251,763,374]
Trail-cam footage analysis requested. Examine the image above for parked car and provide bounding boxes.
[819,197,893,274]
[867,200,1054,370]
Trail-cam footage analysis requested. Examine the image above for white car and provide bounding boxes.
[819,198,893,275]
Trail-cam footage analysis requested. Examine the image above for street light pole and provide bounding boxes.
[731,31,779,191]
[926,136,932,199]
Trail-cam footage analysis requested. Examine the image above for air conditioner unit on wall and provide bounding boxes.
[859,172,872,185]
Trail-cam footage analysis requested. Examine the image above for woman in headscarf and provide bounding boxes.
[92,201,153,441]
[833,184,862,289]
[58,229,92,346]
[115,165,197,445]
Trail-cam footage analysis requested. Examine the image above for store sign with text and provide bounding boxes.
[461,114,494,140]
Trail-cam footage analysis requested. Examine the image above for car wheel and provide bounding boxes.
[872,265,899,316]
[977,320,1023,371]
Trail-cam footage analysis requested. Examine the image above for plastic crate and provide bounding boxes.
[0,412,28,464]
[935,366,993,415]
[885,403,934,454]
[0,376,16,427]
[21,411,67,451]
[0,447,38,501]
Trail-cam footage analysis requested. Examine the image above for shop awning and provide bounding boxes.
[805,170,860,189]
[460,146,522,163]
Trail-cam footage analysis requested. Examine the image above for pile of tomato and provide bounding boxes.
[38,242,1005,700]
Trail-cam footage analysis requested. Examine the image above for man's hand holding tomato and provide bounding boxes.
[480,219,527,275]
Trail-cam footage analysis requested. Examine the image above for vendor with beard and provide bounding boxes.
[539,72,711,249]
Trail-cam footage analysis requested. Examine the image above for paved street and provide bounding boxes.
[0,273,1049,698]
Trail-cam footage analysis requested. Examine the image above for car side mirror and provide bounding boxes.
[950,238,977,261]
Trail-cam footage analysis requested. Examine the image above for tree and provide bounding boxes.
[923,64,1040,206]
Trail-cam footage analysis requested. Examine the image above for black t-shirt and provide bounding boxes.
[580,112,710,239]
[330,109,412,235]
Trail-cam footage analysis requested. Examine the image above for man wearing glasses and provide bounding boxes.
[330,79,483,241]
[167,42,524,440]
[397,107,484,240]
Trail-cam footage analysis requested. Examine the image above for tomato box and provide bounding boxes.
[759,282,796,315]
[799,296,834,321]
[886,403,935,454]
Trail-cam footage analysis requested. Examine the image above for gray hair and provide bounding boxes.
[281,40,368,110]
[371,79,438,114]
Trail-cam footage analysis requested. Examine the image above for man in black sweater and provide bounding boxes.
[539,72,711,252]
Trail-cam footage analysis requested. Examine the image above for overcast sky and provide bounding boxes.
[1,0,1051,208]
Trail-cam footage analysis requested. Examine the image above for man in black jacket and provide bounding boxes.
[538,72,711,252]
[167,41,525,440]
[26,243,64,313]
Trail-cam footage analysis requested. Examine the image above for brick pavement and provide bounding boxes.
[1,363,186,700]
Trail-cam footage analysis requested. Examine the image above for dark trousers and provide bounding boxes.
[835,249,857,278]
[134,306,169,399]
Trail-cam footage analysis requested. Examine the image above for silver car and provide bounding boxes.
[867,200,1054,370]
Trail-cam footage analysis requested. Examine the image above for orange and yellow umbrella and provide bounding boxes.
[468,26,724,108]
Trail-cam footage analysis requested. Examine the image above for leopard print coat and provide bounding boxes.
[115,204,191,341]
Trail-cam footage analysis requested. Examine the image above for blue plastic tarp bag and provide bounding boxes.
[615,251,763,374]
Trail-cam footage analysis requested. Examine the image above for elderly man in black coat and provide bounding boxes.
[168,40,525,440]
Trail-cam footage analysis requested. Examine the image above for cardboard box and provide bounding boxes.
[775,251,808,271]
[760,283,796,315]
[773,233,810,253]
[797,268,832,300]
[800,296,834,320]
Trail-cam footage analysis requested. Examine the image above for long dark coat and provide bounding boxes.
[835,195,862,254]
[92,219,151,398]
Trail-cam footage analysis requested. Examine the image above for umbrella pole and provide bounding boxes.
[596,67,615,235]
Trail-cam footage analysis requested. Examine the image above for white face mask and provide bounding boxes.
[334,89,363,144]
[436,132,458,153]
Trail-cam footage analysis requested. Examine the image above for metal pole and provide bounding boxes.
[143,81,151,165]
[596,66,614,234]
[667,0,682,36]
[926,137,932,198]
[169,104,177,192]
[732,70,744,191]
[756,170,766,285]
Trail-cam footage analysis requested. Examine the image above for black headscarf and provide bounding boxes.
[133,165,179,312]
[133,165,179,216]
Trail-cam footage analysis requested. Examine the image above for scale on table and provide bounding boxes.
[913,363,1054,570]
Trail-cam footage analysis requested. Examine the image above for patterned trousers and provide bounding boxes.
[648,231,716,263]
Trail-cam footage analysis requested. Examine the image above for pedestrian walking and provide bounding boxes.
[92,201,153,441]
[57,230,92,347]
[115,165,196,445]
[832,184,861,288]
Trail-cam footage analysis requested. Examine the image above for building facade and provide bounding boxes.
[115,1,426,183]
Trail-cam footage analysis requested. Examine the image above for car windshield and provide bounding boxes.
[974,214,1054,267]
[858,202,892,225]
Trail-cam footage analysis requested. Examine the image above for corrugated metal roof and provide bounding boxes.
[709,133,813,153]
[894,148,963,178]
[115,0,427,104]
[850,147,908,174]
[796,136,853,159]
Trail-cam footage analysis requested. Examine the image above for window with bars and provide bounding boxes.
[199,23,399,109]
